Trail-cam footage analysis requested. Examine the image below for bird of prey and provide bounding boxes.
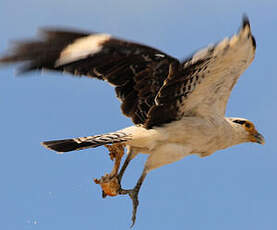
[0,16,264,226]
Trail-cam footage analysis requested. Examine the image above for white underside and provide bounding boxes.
[120,116,242,172]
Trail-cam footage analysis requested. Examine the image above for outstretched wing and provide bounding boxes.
[149,16,256,124]
[0,28,179,126]
[0,16,256,129]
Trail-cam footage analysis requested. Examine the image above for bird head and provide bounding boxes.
[228,118,265,145]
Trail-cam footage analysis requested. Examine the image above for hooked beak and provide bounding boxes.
[253,132,265,145]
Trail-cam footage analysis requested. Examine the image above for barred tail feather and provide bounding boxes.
[41,132,131,153]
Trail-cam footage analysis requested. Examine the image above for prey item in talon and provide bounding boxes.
[105,144,125,177]
[94,143,125,197]
[94,175,120,197]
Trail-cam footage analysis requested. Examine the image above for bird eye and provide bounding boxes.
[245,122,251,128]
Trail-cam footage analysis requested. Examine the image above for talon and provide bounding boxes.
[94,146,144,227]
[118,188,129,195]
[102,190,107,199]
[128,190,139,227]
[118,188,139,227]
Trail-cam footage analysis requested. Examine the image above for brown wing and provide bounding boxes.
[0,28,180,127]
[0,16,255,129]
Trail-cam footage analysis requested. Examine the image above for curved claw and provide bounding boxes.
[102,190,107,198]
[128,190,139,227]
[118,188,139,227]
[118,169,147,227]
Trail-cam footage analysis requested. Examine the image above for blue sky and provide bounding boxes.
[0,0,276,229]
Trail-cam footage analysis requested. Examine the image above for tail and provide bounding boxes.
[41,132,131,153]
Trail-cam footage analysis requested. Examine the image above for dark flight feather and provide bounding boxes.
[0,16,256,129]
[0,29,180,128]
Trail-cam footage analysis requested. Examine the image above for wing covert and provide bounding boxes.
[0,28,179,126]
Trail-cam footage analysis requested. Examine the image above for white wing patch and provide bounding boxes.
[55,34,111,67]
[177,20,255,117]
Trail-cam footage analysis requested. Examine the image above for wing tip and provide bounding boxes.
[0,55,17,64]
[242,14,250,29]
[241,14,256,50]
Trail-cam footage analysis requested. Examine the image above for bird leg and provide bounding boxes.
[117,149,135,183]
[118,169,148,227]
[94,145,146,226]
[94,143,125,197]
